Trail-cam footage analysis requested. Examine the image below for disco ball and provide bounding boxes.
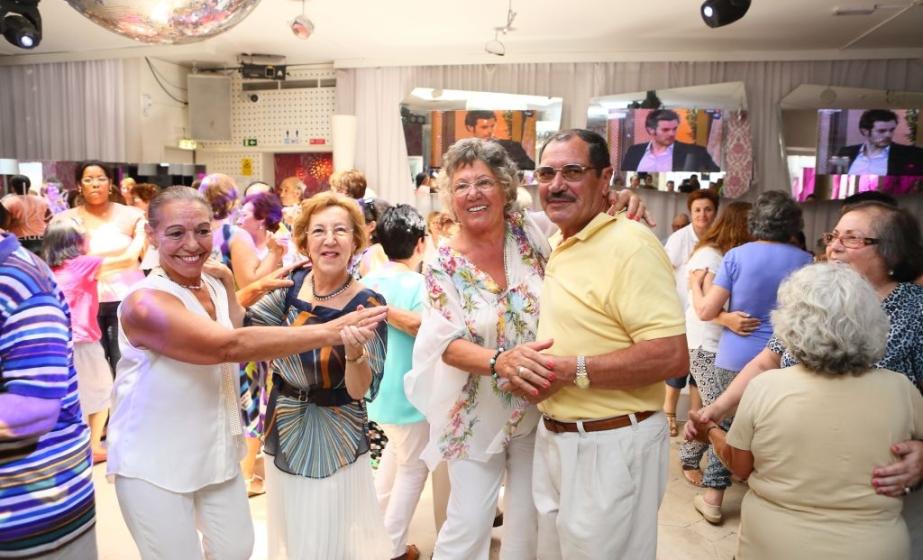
[64,0,263,44]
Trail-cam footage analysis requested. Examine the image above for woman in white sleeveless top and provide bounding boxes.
[107,187,387,560]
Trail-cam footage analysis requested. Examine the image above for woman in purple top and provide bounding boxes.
[688,190,812,524]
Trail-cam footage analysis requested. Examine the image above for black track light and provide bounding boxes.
[0,0,41,49]
[700,0,750,28]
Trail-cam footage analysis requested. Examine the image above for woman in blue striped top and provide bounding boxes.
[247,192,392,559]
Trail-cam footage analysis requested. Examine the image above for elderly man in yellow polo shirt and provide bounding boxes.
[523,129,688,559]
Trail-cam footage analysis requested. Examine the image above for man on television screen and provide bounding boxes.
[836,109,923,176]
[465,110,535,170]
[621,109,720,173]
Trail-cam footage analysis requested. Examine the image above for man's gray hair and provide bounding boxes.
[436,138,519,220]
[772,263,889,376]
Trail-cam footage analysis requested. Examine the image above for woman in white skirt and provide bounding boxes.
[43,220,113,464]
[108,187,388,559]
[247,192,393,559]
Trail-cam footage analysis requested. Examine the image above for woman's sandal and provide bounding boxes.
[246,475,265,498]
[682,466,704,487]
[666,412,678,437]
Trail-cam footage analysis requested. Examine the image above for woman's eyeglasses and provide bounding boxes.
[534,164,597,184]
[822,231,879,249]
[452,177,498,195]
[309,226,353,240]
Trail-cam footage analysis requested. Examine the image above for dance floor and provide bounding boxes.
[94,430,746,560]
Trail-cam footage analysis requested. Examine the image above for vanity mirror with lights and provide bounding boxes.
[780,84,923,202]
[400,88,563,213]
[586,82,752,198]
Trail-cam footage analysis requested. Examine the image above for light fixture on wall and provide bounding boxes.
[485,0,515,56]
[700,0,751,28]
[291,0,313,39]
[0,0,41,49]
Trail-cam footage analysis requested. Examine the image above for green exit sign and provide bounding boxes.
[243,138,258,147]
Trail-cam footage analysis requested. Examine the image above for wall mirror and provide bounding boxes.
[780,84,923,202]
[587,82,752,198]
[401,88,563,213]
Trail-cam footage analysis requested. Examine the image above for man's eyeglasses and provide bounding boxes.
[452,177,499,195]
[822,231,879,249]
[534,164,597,184]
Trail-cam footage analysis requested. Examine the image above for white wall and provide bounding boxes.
[195,65,336,187]
[123,58,192,164]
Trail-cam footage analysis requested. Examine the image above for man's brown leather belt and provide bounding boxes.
[542,410,657,434]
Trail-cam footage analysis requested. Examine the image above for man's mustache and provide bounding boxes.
[545,191,576,203]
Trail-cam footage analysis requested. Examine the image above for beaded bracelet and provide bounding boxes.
[489,347,505,380]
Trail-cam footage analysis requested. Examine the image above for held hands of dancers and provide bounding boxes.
[685,409,721,444]
[329,304,388,350]
[494,339,566,403]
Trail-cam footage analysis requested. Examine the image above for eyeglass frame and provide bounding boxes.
[451,176,502,195]
[533,163,600,184]
[822,231,879,249]
[307,225,355,240]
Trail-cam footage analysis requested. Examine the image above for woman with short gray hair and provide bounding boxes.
[746,189,803,243]
[691,200,923,554]
[688,263,923,560]
[688,190,812,523]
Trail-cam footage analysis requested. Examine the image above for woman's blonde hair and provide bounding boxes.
[197,173,239,220]
[293,192,368,257]
[694,201,752,255]
[329,169,368,199]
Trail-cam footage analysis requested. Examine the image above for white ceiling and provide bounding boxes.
[2,0,923,67]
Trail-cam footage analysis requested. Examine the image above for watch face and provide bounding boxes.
[575,375,590,389]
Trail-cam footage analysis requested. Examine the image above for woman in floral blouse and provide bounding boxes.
[405,138,556,559]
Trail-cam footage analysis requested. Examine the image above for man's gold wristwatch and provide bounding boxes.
[575,355,590,389]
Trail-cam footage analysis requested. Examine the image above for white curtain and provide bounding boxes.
[336,59,923,242]
[0,59,126,162]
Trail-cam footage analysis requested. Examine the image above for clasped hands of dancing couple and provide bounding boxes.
[492,340,571,402]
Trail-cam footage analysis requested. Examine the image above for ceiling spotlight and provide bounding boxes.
[290,0,313,39]
[291,14,313,39]
[1,0,42,49]
[485,39,505,56]
[485,30,505,56]
[700,0,751,28]
[484,0,514,56]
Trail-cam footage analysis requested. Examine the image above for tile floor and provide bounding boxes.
[94,432,745,560]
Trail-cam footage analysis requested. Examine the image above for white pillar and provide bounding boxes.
[331,114,357,172]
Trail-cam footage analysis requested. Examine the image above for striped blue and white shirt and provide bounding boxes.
[0,234,95,558]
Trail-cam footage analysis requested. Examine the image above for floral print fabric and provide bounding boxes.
[406,212,549,468]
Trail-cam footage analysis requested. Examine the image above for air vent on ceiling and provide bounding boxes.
[241,78,336,92]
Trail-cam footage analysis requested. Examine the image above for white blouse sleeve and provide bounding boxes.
[404,259,476,469]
